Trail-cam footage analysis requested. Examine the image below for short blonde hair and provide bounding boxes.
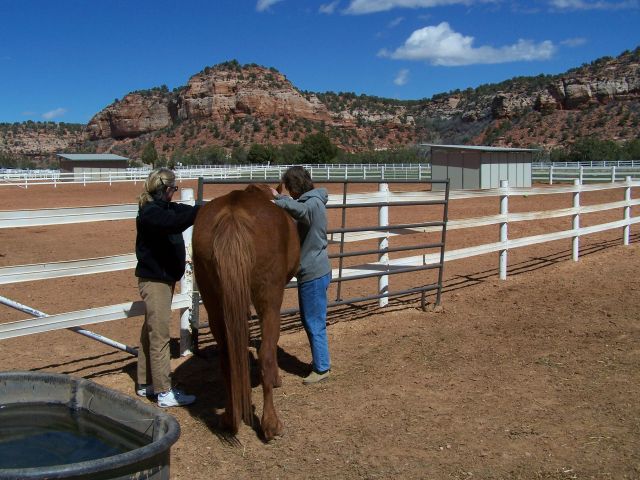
[137,168,176,208]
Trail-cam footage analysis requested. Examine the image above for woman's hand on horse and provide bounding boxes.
[270,187,279,197]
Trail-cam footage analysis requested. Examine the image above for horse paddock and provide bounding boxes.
[0,181,639,479]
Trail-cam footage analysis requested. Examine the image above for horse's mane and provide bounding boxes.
[210,202,255,427]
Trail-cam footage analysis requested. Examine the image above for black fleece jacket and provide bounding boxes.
[135,199,199,283]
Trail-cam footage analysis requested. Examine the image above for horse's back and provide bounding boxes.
[193,187,299,284]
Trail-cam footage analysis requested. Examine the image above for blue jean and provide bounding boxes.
[297,272,331,373]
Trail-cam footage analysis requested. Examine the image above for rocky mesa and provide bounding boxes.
[2,48,640,163]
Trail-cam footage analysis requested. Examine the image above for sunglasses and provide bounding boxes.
[159,177,179,192]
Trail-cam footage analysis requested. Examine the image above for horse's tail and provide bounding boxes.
[211,206,255,430]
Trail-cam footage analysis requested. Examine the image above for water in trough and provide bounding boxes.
[0,403,150,469]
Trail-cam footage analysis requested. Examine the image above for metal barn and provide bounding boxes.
[423,144,536,190]
[57,153,129,181]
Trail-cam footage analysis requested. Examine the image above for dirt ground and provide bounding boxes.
[1,181,639,479]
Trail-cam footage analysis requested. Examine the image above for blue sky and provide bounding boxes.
[1,0,638,124]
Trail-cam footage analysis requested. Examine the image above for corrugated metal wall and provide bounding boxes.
[432,149,532,190]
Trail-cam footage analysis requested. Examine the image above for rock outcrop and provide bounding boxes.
[86,65,332,142]
[86,90,176,140]
[178,66,331,123]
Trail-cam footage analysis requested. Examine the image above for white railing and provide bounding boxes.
[0,164,433,187]
[0,179,637,347]
[533,160,640,168]
[532,164,640,184]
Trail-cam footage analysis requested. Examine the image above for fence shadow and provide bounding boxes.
[444,233,639,294]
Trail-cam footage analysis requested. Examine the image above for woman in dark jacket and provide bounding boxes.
[135,167,199,407]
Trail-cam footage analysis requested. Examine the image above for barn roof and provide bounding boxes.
[57,153,129,161]
[420,144,538,153]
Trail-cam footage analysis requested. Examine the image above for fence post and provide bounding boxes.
[499,180,509,280]
[611,166,616,183]
[579,166,584,184]
[180,188,195,356]
[335,182,349,301]
[549,165,553,185]
[83,172,86,187]
[378,183,389,307]
[623,176,631,245]
[572,179,581,261]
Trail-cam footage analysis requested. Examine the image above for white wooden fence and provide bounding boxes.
[532,164,640,184]
[0,164,431,187]
[0,179,638,350]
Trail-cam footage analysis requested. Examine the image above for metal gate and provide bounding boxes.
[190,177,450,350]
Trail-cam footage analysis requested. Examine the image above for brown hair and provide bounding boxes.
[137,168,176,208]
[281,166,314,197]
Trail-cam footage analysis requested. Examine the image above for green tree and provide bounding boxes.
[193,145,225,165]
[157,155,168,168]
[277,144,300,165]
[231,146,248,164]
[623,138,640,160]
[141,141,159,167]
[247,143,277,164]
[296,133,338,164]
[567,138,621,162]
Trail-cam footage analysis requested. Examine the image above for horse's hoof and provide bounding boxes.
[263,419,284,442]
[274,375,282,388]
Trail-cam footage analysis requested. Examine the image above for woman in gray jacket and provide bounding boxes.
[271,166,332,384]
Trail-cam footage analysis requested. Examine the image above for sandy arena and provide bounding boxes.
[0,180,639,479]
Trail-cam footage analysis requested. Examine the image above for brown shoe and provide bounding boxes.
[303,370,330,385]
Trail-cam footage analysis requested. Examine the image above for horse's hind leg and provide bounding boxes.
[255,304,283,441]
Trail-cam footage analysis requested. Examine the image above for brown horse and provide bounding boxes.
[192,184,299,441]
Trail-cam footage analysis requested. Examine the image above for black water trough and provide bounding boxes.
[0,371,180,480]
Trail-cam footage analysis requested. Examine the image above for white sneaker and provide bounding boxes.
[136,384,154,397]
[157,388,196,408]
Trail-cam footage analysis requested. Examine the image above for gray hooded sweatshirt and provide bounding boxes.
[274,187,331,283]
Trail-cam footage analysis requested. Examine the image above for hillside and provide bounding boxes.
[1,48,639,167]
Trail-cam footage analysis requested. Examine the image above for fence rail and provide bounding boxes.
[4,162,640,187]
[0,178,637,348]
[0,164,432,187]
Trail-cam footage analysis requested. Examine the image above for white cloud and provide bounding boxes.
[345,0,493,14]
[42,108,67,120]
[388,16,404,27]
[560,37,587,47]
[379,22,555,66]
[548,0,638,9]
[320,1,340,13]
[256,0,284,12]
[394,69,410,85]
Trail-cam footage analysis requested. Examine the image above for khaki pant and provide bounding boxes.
[137,279,175,393]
